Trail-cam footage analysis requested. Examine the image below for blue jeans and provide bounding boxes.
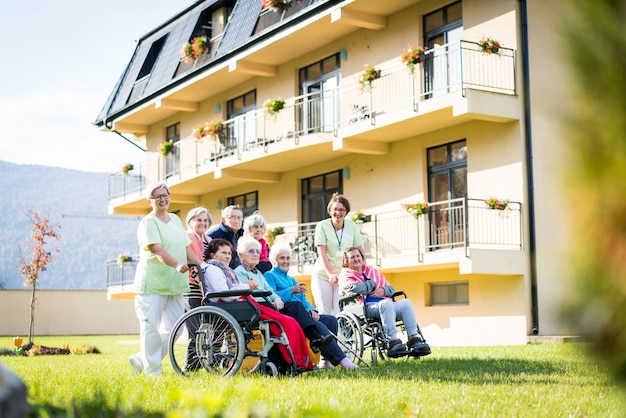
[365,298,418,341]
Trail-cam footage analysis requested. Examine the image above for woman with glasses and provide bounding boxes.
[311,193,365,315]
[201,238,314,373]
[234,237,342,366]
[129,182,203,376]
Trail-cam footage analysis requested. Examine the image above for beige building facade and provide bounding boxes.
[95,0,573,346]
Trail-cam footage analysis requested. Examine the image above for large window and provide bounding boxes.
[427,140,467,248]
[227,191,258,217]
[301,170,342,223]
[298,54,340,134]
[225,90,257,152]
[165,123,180,178]
[423,1,463,97]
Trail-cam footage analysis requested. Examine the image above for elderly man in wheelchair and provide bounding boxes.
[339,247,431,358]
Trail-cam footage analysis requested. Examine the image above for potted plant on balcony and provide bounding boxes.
[402,201,428,219]
[159,140,175,157]
[266,226,285,246]
[351,210,370,225]
[192,123,209,140]
[262,0,296,12]
[181,35,210,64]
[358,65,381,92]
[264,98,285,119]
[121,163,134,176]
[400,44,427,74]
[207,120,222,137]
[484,197,510,210]
[118,253,133,267]
[478,36,502,54]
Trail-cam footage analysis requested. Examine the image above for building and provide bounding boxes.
[94,0,572,346]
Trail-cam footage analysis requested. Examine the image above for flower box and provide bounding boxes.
[181,35,210,64]
[400,44,427,74]
[358,65,381,92]
[402,202,428,219]
[478,36,502,54]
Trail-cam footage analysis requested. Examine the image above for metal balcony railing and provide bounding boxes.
[108,40,516,201]
[106,257,138,289]
[106,198,522,290]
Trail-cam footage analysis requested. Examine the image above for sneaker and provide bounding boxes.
[129,354,143,374]
[407,336,431,356]
[387,339,408,358]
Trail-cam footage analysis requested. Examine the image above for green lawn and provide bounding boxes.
[1,335,624,417]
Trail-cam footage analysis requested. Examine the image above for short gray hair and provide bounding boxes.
[237,235,261,254]
[243,211,266,233]
[145,182,169,199]
[269,242,292,265]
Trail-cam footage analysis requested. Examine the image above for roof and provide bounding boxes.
[94,0,332,128]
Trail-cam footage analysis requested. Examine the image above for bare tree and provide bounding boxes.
[18,210,61,345]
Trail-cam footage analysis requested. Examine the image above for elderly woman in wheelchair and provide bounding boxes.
[339,247,431,359]
[167,238,315,376]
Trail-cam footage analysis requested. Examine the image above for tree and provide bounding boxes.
[18,210,61,345]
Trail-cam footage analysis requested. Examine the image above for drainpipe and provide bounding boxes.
[519,0,539,335]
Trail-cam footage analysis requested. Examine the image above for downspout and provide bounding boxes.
[519,0,539,335]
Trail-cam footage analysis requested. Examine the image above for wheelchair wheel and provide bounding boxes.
[169,306,245,376]
[336,311,364,363]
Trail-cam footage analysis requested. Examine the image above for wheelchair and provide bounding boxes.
[168,289,298,377]
[336,291,430,365]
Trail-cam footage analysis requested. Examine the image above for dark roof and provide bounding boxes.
[94,0,335,127]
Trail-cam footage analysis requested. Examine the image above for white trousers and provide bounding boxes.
[311,276,340,315]
[133,294,184,375]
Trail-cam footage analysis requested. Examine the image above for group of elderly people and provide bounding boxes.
[129,182,428,376]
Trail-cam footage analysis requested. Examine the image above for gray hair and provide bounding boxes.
[145,182,169,199]
[185,207,213,229]
[237,235,261,254]
[269,242,292,265]
[243,211,266,233]
[221,205,243,218]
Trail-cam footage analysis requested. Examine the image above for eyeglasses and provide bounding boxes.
[247,249,261,254]
[150,193,170,200]
[227,216,243,221]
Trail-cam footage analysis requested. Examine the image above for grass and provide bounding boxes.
[1,335,625,417]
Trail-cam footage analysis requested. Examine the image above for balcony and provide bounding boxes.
[108,40,518,213]
[106,197,524,297]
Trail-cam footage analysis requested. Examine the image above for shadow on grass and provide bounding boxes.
[353,357,577,385]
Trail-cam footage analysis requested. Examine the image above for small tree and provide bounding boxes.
[18,210,61,345]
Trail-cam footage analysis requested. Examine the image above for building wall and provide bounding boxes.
[0,290,138,336]
[111,0,579,344]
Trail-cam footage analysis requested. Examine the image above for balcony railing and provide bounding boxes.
[106,198,522,290]
[109,40,515,200]
[106,257,138,290]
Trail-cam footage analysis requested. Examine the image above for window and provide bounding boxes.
[427,140,467,248]
[301,170,342,223]
[430,281,469,305]
[128,35,167,103]
[298,54,340,134]
[165,123,180,178]
[423,1,463,97]
[225,90,257,152]
[227,191,258,217]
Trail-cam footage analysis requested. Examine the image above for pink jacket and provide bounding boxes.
[339,264,392,304]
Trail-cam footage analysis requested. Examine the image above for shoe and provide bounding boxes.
[387,339,408,358]
[129,354,143,374]
[310,334,334,353]
[407,336,431,356]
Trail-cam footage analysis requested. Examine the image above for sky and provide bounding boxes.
[0,1,194,173]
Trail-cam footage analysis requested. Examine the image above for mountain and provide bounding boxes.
[0,160,140,290]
